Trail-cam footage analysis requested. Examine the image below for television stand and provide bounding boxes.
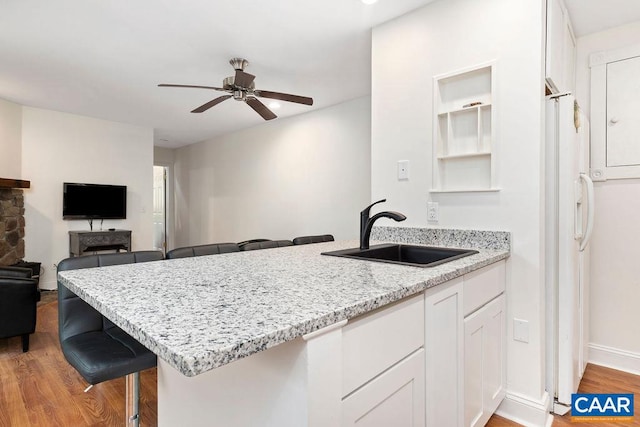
[69,230,132,257]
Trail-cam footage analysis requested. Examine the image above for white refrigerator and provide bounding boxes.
[545,93,595,414]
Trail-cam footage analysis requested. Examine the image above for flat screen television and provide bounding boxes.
[63,182,127,220]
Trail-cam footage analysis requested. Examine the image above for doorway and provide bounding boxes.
[153,165,167,253]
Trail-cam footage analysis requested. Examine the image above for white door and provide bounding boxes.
[153,165,167,253]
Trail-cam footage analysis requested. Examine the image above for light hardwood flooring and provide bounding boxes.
[486,364,640,426]
[1,295,638,426]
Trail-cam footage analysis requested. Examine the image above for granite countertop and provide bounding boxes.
[57,227,510,377]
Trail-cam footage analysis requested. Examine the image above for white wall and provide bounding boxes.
[173,97,371,246]
[21,108,154,290]
[575,21,640,371]
[372,0,549,420]
[154,146,175,165]
[0,98,22,178]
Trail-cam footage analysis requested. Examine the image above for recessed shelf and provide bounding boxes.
[432,62,497,192]
[437,151,491,160]
[430,187,502,194]
[437,102,492,116]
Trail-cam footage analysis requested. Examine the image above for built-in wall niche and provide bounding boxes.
[432,62,498,192]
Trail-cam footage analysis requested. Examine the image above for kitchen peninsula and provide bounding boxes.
[57,227,510,426]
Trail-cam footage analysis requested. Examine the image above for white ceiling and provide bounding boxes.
[2,1,640,149]
[564,0,640,37]
[0,0,436,148]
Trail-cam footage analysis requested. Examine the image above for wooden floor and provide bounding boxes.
[1,294,638,426]
[486,363,640,427]
[0,296,157,426]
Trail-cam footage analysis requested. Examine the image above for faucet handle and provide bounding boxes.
[361,199,386,216]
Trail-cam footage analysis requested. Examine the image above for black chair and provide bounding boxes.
[292,234,335,245]
[237,238,271,250]
[0,266,39,352]
[57,251,163,426]
[166,242,240,259]
[240,240,294,251]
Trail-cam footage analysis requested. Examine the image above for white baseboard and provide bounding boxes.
[39,278,57,291]
[495,390,552,427]
[588,343,640,375]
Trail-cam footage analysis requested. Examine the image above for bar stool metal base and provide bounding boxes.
[125,372,140,427]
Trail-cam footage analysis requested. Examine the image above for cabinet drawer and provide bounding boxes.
[342,348,425,427]
[463,261,505,317]
[342,294,424,396]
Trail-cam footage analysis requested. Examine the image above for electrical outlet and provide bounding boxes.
[397,160,409,180]
[427,202,438,222]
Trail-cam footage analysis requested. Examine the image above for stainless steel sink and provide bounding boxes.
[322,243,478,268]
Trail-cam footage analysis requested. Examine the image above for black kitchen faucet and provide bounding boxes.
[359,199,407,250]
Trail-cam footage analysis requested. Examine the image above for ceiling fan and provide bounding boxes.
[158,58,313,121]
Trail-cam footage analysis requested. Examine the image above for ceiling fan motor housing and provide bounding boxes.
[224,76,255,91]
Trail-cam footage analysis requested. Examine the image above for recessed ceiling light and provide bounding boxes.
[268,102,281,109]
[361,0,377,4]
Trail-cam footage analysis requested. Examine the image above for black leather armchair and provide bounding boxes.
[0,266,39,352]
[57,251,163,425]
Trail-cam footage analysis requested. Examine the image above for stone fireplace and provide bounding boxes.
[0,178,30,266]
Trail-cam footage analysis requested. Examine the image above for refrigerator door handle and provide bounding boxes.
[579,173,595,252]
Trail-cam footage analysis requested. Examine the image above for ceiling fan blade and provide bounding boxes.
[246,97,277,120]
[234,70,255,88]
[158,83,227,91]
[191,95,232,113]
[255,90,313,106]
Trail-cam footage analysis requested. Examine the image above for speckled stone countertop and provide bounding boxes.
[57,227,510,377]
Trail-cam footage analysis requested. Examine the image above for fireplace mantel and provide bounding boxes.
[0,178,31,189]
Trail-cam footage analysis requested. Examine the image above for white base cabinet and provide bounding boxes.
[464,294,506,427]
[425,260,506,427]
[425,277,464,427]
[157,261,506,427]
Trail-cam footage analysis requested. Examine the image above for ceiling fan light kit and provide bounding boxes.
[159,58,313,121]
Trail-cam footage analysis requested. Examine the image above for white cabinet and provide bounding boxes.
[158,262,506,427]
[433,63,497,192]
[464,295,506,427]
[342,294,425,427]
[545,0,575,94]
[590,45,640,180]
[424,278,464,427]
[424,261,506,427]
[463,262,506,427]
[342,349,425,427]
[342,294,424,395]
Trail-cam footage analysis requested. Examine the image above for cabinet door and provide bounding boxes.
[424,278,463,427]
[342,349,425,427]
[483,294,506,416]
[606,56,640,167]
[545,0,575,94]
[464,294,505,427]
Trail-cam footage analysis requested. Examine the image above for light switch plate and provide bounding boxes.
[398,160,409,180]
[513,318,529,343]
